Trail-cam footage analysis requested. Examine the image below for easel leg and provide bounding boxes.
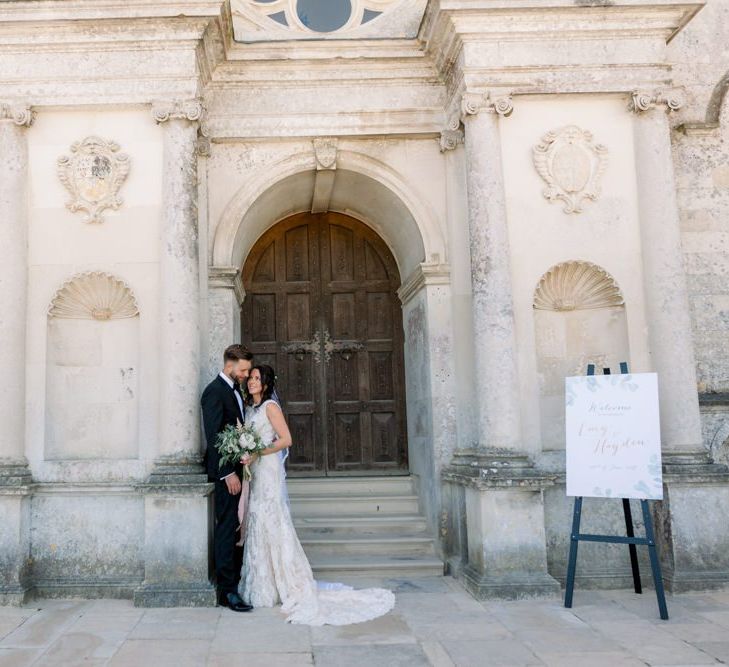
[622,498,642,594]
[564,496,583,608]
[641,500,669,620]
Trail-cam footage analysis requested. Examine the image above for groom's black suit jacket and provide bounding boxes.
[201,375,244,482]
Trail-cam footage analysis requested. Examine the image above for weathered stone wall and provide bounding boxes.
[668,0,729,460]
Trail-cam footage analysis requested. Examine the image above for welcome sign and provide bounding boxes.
[565,373,663,500]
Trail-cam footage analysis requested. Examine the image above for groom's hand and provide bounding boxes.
[225,474,242,495]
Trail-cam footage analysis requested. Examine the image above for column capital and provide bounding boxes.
[151,99,205,124]
[0,104,35,127]
[629,89,684,114]
[460,91,514,120]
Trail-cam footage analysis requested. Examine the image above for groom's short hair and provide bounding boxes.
[224,344,253,363]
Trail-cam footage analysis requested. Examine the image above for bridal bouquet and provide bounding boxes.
[215,420,266,481]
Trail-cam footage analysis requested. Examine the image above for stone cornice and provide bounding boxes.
[151,99,205,123]
[422,1,704,101]
[397,261,451,306]
[209,265,244,305]
[0,104,34,127]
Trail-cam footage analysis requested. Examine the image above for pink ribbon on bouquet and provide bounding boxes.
[236,479,251,547]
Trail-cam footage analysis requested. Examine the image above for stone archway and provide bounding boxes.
[208,157,456,530]
[241,211,408,476]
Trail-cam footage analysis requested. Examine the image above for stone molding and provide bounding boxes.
[0,104,34,127]
[209,266,245,306]
[151,99,205,124]
[629,89,684,114]
[533,260,624,312]
[48,271,139,320]
[397,260,450,306]
[57,136,131,224]
[533,126,608,214]
[460,91,514,120]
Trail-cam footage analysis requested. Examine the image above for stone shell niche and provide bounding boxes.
[533,261,629,450]
[45,272,140,461]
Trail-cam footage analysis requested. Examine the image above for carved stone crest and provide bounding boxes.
[57,136,130,224]
[532,126,608,214]
[313,137,338,170]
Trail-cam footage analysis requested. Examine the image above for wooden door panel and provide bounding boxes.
[285,293,312,341]
[366,293,392,339]
[332,413,362,466]
[287,413,316,468]
[250,294,276,342]
[285,225,310,282]
[331,293,356,338]
[328,224,355,282]
[369,352,394,400]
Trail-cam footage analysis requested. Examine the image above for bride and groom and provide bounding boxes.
[201,344,395,625]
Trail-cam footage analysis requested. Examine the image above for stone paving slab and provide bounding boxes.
[2,577,729,666]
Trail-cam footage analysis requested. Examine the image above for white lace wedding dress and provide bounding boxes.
[240,399,395,625]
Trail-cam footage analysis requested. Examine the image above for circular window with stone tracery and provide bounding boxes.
[232,0,426,42]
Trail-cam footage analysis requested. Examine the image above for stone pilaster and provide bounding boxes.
[206,266,244,382]
[446,91,559,598]
[630,89,702,457]
[134,100,215,607]
[460,91,522,454]
[631,90,729,592]
[0,104,34,605]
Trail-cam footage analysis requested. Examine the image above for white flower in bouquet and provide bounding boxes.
[215,420,265,480]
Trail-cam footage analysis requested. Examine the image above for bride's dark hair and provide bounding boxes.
[246,364,277,406]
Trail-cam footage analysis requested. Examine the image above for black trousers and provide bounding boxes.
[213,478,243,595]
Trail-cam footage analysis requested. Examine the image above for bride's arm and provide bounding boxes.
[260,402,292,456]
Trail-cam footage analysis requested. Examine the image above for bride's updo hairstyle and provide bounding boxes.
[247,364,277,406]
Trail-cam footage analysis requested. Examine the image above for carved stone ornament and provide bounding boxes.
[629,89,684,114]
[151,99,204,124]
[533,261,624,312]
[57,137,130,224]
[460,92,514,119]
[533,126,608,214]
[313,137,338,170]
[0,104,34,127]
[439,128,464,153]
[49,272,139,321]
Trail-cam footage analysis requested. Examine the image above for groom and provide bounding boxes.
[201,344,254,612]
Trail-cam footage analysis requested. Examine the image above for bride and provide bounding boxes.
[240,364,395,626]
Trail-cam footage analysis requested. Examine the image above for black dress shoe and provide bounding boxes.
[218,591,253,612]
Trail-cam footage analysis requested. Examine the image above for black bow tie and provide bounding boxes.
[232,382,241,393]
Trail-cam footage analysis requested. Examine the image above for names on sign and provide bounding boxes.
[565,373,662,499]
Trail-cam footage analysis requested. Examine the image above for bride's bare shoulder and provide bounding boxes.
[264,400,283,417]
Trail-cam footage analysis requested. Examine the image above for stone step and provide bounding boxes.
[300,535,437,559]
[286,476,415,496]
[310,555,444,579]
[293,514,430,537]
[289,494,420,517]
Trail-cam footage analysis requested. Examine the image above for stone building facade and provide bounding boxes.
[1,0,729,605]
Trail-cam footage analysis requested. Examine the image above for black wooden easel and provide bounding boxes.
[563,362,669,620]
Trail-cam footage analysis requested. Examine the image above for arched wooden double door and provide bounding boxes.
[241,212,408,476]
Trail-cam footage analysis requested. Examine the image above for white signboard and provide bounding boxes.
[566,373,662,500]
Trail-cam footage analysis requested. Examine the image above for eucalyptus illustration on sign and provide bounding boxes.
[533,126,608,214]
[57,136,130,224]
